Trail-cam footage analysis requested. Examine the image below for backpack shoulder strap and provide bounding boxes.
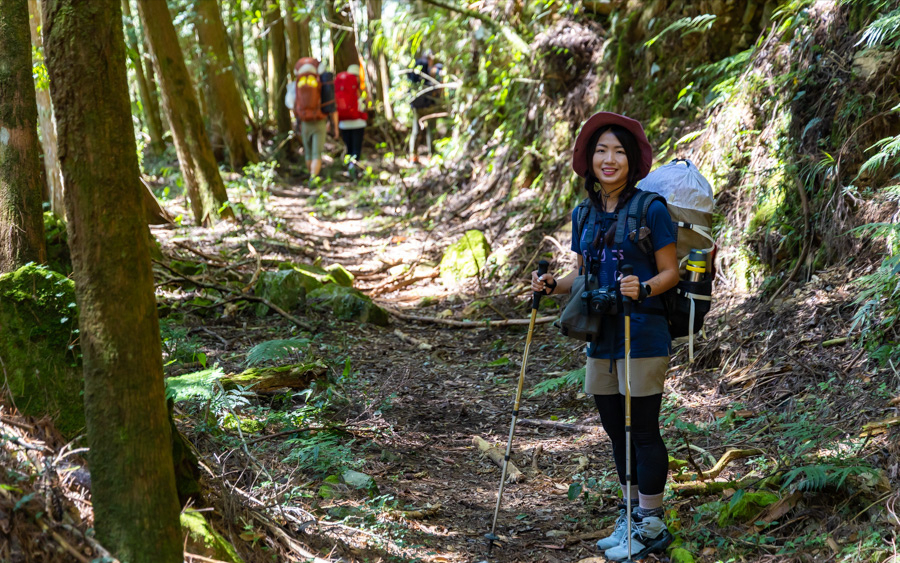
[575,197,592,242]
[614,190,664,249]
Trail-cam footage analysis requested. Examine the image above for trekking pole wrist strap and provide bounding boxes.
[544,277,558,295]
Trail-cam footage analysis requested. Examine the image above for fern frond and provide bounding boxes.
[245,338,310,367]
[858,8,900,48]
[856,133,900,180]
[782,464,877,492]
[645,14,718,48]
[529,367,586,397]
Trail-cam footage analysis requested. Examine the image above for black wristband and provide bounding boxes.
[638,283,650,302]
[545,277,558,295]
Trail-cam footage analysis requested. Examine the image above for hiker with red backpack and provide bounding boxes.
[287,58,336,185]
[530,112,679,561]
[335,64,368,181]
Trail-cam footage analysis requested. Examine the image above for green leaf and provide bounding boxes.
[14,493,36,512]
[487,357,511,367]
[197,352,207,369]
[567,482,582,501]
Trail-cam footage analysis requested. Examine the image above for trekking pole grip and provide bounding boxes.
[532,260,549,310]
[621,264,633,316]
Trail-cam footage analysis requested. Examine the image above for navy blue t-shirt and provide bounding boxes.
[570,196,676,359]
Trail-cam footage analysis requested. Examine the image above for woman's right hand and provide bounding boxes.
[531,270,556,295]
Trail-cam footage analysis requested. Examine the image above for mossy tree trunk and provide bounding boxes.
[26,0,65,221]
[0,0,47,273]
[330,0,360,74]
[195,0,259,170]
[41,1,183,561]
[265,1,291,136]
[136,0,234,225]
[122,0,165,156]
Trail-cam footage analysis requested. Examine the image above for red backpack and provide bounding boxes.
[334,71,368,121]
[293,57,325,122]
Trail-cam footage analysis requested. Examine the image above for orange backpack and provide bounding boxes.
[293,57,326,122]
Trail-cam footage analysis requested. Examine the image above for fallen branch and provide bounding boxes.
[394,503,442,519]
[153,260,314,331]
[473,436,524,483]
[386,307,557,328]
[393,329,433,350]
[671,475,759,496]
[673,448,763,482]
[519,418,600,434]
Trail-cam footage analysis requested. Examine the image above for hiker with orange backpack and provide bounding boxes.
[334,64,368,181]
[286,58,335,185]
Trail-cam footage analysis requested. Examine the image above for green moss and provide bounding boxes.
[0,264,84,438]
[43,212,71,275]
[180,512,244,563]
[222,413,264,433]
[325,263,354,287]
[439,230,492,285]
[307,285,389,325]
[718,491,780,527]
[670,547,696,563]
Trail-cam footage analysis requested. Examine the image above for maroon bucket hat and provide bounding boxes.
[571,112,653,180]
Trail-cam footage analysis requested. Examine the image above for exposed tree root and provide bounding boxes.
[671,475,760,496]
[673,448,763,482]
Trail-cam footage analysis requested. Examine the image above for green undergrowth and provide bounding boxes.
[0,264,84,438]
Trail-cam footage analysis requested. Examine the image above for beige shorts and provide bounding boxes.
[300,119,328,161]
[585,355,669,397]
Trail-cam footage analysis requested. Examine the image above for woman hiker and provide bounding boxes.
[336,64,368,181]
[530,112,678,561]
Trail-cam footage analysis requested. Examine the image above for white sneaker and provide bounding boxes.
[596,507,631,550]
[604,515,673,561]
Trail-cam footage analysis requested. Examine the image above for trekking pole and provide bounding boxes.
[485,259,549,555]
[621,264,635,562]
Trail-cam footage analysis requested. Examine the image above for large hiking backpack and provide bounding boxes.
[334,71,368,121]
[574,159,716,361]
[293,57,326,122]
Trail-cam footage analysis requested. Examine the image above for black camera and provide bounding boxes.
[582,286,619,316]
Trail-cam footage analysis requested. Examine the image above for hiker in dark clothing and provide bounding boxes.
[531,112,679,562]
[407,50,442,164]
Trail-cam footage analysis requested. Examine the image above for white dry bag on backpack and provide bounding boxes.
[639,158,716,361]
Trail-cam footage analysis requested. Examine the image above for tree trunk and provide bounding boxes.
[122,0,165,155]
[0,0,47,273]
[136,0,234,225]
[26,0,65,221]
[298,15,312,59]
[137,4,167,139]
[329,0,360,73]
[265,2,291,136]
[367,0,392,120]
[258,32,269,124]
[41,1,183,562]
[284,0,301,64]
[194,0,258,171]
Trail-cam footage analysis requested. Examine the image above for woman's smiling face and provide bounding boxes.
[592,130,629,191]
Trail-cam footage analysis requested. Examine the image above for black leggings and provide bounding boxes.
[593,393,667,496]
[340,128,365,162]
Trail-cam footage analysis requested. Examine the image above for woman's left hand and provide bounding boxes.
[619,275,641,301]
